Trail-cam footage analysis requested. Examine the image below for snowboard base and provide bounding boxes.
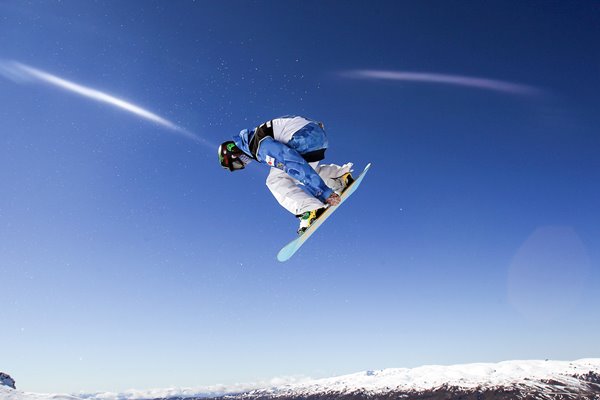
[277,163,371,262]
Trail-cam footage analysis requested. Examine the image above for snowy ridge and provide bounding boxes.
[1,359,599,400]
[255,359,600,395]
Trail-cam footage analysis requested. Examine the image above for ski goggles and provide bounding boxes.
[220,153,245,171]
[228,156,246,171]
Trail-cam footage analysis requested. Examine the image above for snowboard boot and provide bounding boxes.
[338,172,355,193]
[297,207,326,235]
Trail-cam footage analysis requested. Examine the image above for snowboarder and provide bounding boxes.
[218,115,354,234]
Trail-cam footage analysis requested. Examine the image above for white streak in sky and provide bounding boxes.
[0,60,210,146]
[343,70,542,96]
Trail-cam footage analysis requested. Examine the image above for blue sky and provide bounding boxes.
[1,0,599,394]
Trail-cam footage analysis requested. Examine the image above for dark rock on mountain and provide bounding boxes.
[0,372,16,389]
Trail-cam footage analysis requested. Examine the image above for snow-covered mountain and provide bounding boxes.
[234,358,600,400]
[1,359,599,400]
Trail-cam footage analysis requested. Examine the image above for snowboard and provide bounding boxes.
[277,163,371,262]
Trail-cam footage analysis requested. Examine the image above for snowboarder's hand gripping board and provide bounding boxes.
[277,163,371,262]
[325,192,341,206]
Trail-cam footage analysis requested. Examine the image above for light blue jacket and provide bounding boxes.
[233,116,333,202]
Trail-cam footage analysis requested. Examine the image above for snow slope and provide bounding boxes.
[0,386,80,400]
